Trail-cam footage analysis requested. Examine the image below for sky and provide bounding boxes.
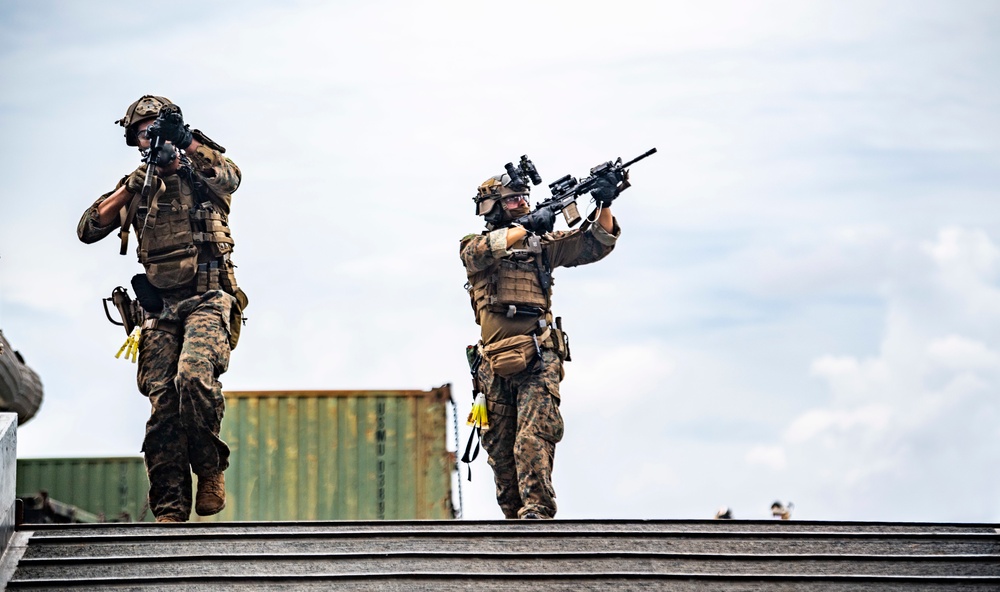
[1,0,999,522]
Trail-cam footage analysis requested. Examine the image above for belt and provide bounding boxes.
[142,318,181,336]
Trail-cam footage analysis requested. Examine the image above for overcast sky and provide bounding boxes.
[2,0,999,522]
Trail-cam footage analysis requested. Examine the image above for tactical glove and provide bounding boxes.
[149,143,179,169]
[514,207,556,234]
[590,171,625,207]
[124,165,148,194]
[147,104,193,150]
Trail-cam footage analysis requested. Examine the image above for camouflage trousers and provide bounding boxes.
[136,289,233,520]
[479,348,565,519]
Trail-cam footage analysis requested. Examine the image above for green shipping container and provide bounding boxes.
[16,456,151,522]
[202,385,456,521]
[17,386,457,522]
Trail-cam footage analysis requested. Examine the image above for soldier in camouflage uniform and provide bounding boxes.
[78,95,246,523]
[460,163,625,519]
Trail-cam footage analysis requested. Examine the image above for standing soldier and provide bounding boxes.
[460,159,625,519]
[77,95,247,523]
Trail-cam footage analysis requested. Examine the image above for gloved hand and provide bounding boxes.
[147,104,193,149]
[590,171,624,207]
[514,206,556,234]
[150,143,179,168]
[125,165,148,194]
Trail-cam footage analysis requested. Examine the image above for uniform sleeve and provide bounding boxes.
[77,180,128,244]
[187,144,241,198]
[460,229,508,274]
[545,215,621,269]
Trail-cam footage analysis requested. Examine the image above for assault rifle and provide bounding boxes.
[139,107,183,200]
[119,108,181,256]
[532,147,657,227]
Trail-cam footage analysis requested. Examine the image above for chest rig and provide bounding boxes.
[466,234,553,325]
[120,166,239,295]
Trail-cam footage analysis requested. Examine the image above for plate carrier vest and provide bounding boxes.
[122,168,240,295]
[466,235,552,326]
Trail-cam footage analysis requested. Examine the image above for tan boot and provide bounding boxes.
[155,515,185,523]
[195,472,226,516]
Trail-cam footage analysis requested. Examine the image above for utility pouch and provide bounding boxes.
[228,287,249,350]
[482,335,537,377]
[143,245,198,289]
[554,316,571,362]
[549,327,568,361]
[218,258,238,293]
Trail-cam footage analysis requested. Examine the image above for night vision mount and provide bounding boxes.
[504,155,543,191]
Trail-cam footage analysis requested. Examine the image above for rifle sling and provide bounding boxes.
[118,192,143,256]
[461,425,481,482]
[119,178,165,256]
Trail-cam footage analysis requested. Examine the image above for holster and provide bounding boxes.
[103,287,142,335]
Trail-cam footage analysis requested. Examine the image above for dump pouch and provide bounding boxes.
[482,334,538,377]
[228,287,249,350]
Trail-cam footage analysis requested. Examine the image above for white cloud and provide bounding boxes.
[745,445,787,470]
[567,342,677,410]
[922,226,1000,274]
[784,406,892,444]
[926,335,1000,370]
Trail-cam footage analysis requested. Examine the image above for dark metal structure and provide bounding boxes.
[0,331,42,425]
[2,519,999,590]
[16,458,150,523]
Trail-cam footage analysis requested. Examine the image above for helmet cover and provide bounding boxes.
[115,95,174,146]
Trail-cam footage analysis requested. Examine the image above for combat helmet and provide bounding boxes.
[474,173,532,227]
[115,95,174,146]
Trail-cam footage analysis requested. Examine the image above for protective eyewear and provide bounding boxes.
[501,194,528,207]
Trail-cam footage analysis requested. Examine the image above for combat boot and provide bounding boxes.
[155,515,185,523]
[195,472,226,516]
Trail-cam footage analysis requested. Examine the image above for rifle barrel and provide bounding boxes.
[620,147,657,169]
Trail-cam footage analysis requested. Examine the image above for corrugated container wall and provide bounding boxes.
[16,457,151,521]
[16,386,456,522]
[197,386,456,521]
